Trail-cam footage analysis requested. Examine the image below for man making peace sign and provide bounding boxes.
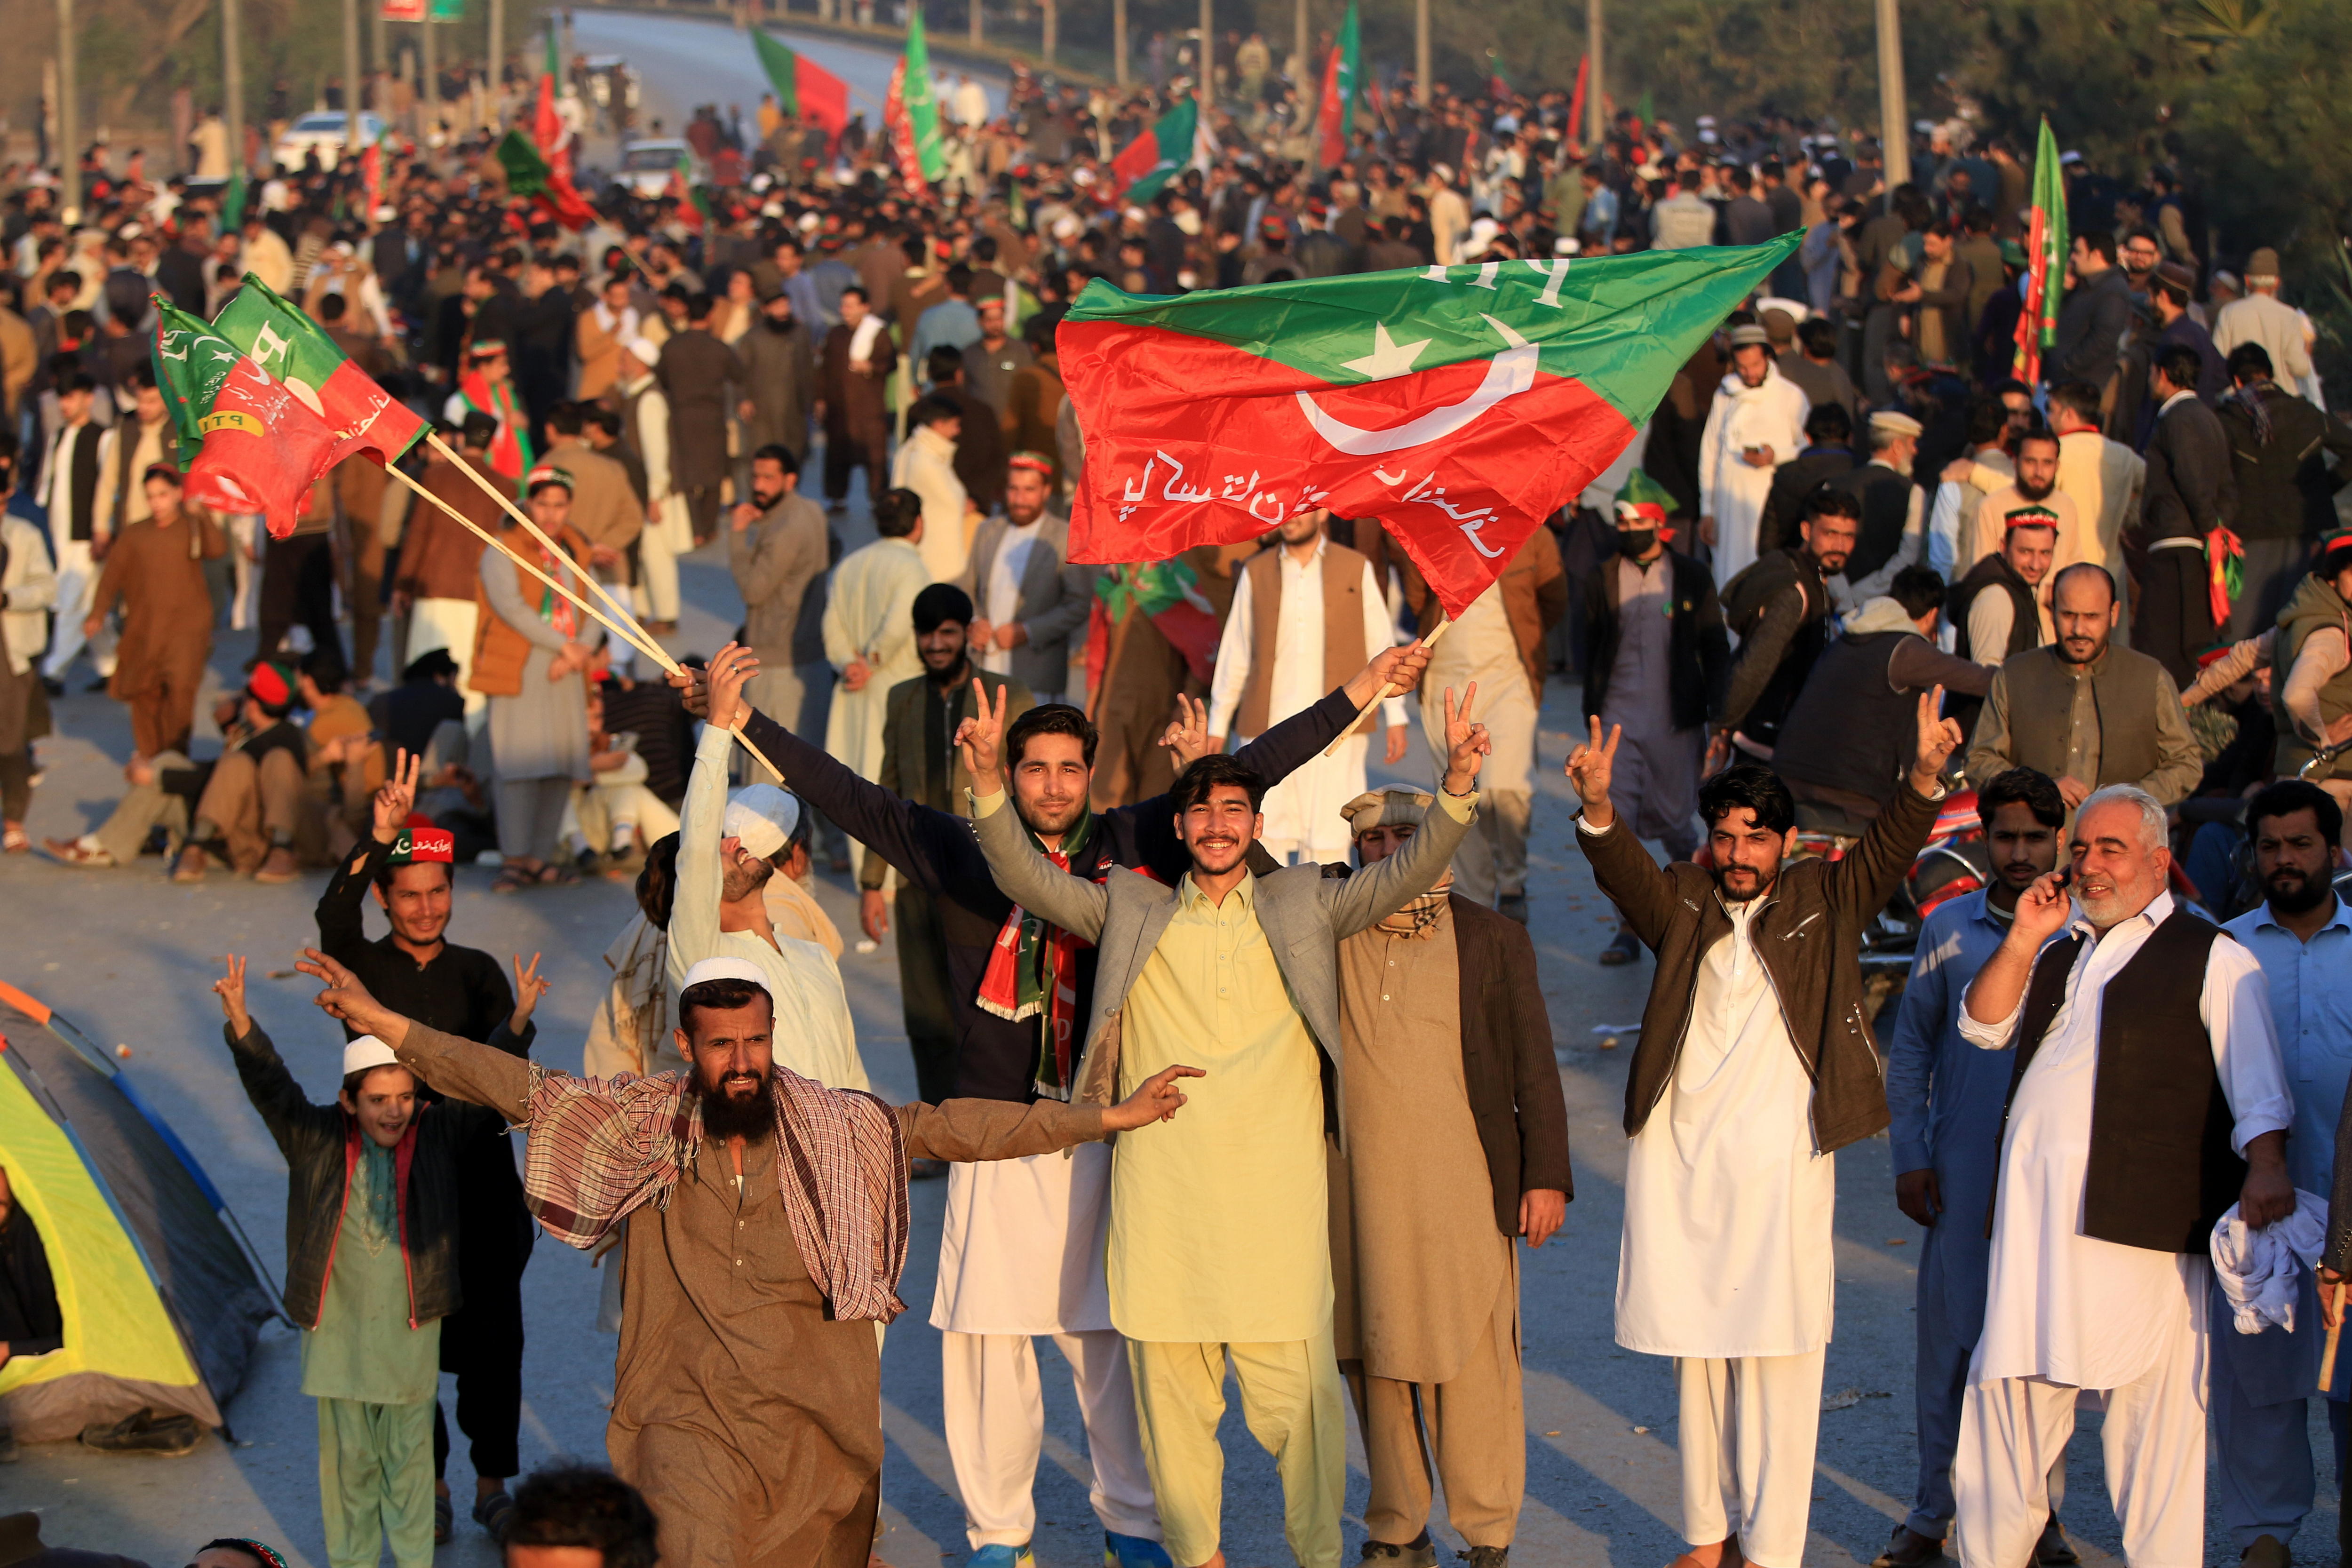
[1565,691,1962,1568]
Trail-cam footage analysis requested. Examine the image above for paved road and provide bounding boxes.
[565,8,1004,162]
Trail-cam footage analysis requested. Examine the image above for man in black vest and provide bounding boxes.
[2134,342,2236,687]
[1951,784,2293,1568]
[1775,568,1990,830]
[1948,512,2056,670]
[1711,486,1858,771]
[1835,409,1927,603]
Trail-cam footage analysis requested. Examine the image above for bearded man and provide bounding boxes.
[1697,324,1810,588]
[1953,429,2081,583]
[291,949,1202,1568]
[1565,697,1962,1568]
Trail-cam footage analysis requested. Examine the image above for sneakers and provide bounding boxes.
[78,1406,203,1456]
[44,836,116,868]
[967,1548,1034,1568]
[254,845,301,884]
[1362,1536,1438,1568]
[1105,1535,1173,1568]
[473,1488,517,1543]
[434,1495,454,1545]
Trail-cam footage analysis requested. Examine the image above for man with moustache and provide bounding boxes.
[2219,782,2352,1568]
[667,638,1435,1568]
[1712,488,1860,767]
[1951,787,2292,1568]
[1879,768,2074,1568]
[1947,428,2080,587]
[1567,699,1962,1568]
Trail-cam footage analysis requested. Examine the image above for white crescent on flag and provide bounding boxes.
[1293,314,1540,457]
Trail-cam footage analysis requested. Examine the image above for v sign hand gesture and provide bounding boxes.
[1565,716,1622,829]
[1908,685,1964,796]
[1439,684,1491,796]
[956,677,1011,795]
[371,748,423,845]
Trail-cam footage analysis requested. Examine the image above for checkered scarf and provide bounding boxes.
[521,1062,913,1322]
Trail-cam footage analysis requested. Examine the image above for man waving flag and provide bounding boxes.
[1058,235,1798,617]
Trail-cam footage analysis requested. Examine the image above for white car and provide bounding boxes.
[273,111,388,173]
[612,139,699,199]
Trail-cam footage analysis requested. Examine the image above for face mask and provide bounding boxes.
[1617,529,1658,558]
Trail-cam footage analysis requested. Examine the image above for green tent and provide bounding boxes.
[0,980,277,1441]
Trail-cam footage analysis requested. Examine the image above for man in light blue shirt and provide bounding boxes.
[909,263,982,386]
[1880,767,2071,1568]
[2220,779,2352,1568]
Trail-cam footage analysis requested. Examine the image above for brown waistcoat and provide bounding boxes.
[1235,541,1374,740]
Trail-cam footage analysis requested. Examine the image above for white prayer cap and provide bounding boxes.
[723,784,801,859]
[625,335,662,368]
[680,956,771,996]
[342,1035,400,1077]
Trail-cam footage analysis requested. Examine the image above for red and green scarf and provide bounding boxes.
[457,373,533,482]
[976,806,1104,1102]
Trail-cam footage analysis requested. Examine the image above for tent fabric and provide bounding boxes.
[0,991,274,1440]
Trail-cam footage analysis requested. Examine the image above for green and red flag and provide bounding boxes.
[2012,117,2069,384]
[151,298,340,537]
[1315,3,1360,167]
[665,150,711,232]
[1108,97,1198,207]
[1058,235,1799,617]
[752,29,850,150]
[890,6,946,184]
[1084,558,1223,696]
[495,128,595,231]
[533,23,566,160]
[213,272,429,468]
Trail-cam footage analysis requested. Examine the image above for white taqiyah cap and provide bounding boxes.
[723,784,801,859]
[625,335,662,366]
[342,1035,399,1076]
[680,956,771,995]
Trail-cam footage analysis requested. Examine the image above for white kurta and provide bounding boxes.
[1698,369,1811,589]
[1206,543,1402,861]
[1962,891,2292,1391]
[930,1144,1114,1335]
[1615,894,1837,1358]
[977,519,1043,679]
[820,535,930,783]
[892,423,972,583]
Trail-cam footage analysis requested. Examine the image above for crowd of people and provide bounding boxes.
[0,16,2348,1568]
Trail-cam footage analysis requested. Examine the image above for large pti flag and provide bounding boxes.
[212,273,428,469]
[2013,117,2069,384]
[496,129,596,231]
[1315,1,1360,168]
[752,29,850,148]
[1059,236,1799,617]
[1108,98,1198,206]
[151,300,340,537]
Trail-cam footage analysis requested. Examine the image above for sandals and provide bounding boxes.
[537,862,580,886]
[1,824,27,853]
[490,866,534,894]
[434,1494,454,1544]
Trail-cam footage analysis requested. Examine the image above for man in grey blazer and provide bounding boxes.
[962,678,1492,1568]
[963,454,1098,703]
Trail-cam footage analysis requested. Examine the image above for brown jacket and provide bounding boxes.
[548,440,642,560]
[91,509,226,696]
[397,452,506,601]
[1447,892,1574,1229]
[1398,525,1570,698]
[1577,779,1941,1154]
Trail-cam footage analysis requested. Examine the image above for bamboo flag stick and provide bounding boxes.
[1325,613,1453,758]
[2323,1280,2346,1394]
[382,465,784,783]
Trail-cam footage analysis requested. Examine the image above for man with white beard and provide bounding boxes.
[1952,786,2294,1568]
[1698,323,1811,588]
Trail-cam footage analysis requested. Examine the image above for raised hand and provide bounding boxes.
[371,747,422,845]
[668,661,709,718]
[1440,683,1491,794]
[2011,868,2074,947]
[214,954,251,1037]
[294,947,407,1046]
[706,641,759,732]
[955,676,1012,790]
[1565,715,1621,828]
[1157,692,1213,770]
[509,952,549,1033]
[1102,1063,1206,1130]
[1345,639,1433,708]
[1911,685,1964,788]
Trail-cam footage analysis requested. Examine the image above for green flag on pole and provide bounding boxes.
[901,6,946,182]
[2013,117,2069,382]
[1110,97,1198,206]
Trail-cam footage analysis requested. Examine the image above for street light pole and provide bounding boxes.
[1414,0,1429,107]
[1113,0,1128,86]
[969,0,979,48]
[1875,0,1910,192]
[343,0,364,167]
[1586,0,1605,146]
[57,0,79,219]
[222,0,245,180]
[1199,0,1212,104]
[422,8,438,159]
[488,0,505,127]
[1042,0,1056,65]
[1294,0,1307,101]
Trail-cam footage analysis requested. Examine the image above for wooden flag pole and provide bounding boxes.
[2323,1280,2346,1393]
[382,465,785,783]
[1325,613,1452,758]
[425,431,664,667]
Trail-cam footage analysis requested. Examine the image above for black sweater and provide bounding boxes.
[739,686,1360,1102]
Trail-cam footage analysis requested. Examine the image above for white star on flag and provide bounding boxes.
[1339,322,1433,382]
